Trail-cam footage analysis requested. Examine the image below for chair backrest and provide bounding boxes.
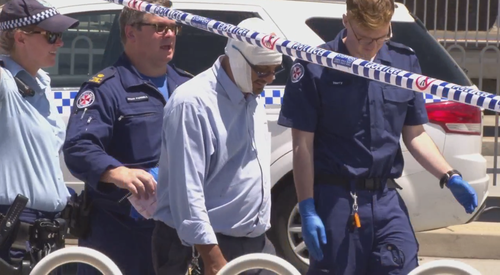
[408,259,482,275]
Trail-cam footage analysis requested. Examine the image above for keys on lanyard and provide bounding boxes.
[188,247,202,275]
[349,191,361,232]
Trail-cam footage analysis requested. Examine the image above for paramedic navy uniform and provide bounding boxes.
[277,29,429,275]
[63,53,192,275]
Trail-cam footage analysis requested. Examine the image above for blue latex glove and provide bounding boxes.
[130,167,159,220]
[298,198,327,261]
[447,175,478,214]
[149,167,159,182]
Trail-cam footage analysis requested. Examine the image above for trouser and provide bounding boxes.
[76,206,156,275]
[307,183,419,275]
[152,221,276,275]
[0,206,63,275]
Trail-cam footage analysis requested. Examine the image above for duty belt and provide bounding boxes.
[4,216,66,259]
[314,175,402,190]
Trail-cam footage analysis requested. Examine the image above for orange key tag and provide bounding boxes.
[353,212,361,228]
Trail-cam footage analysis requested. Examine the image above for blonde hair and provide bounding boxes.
[0,26,35,55]
[346,0,395,29]
[0,29,16,54]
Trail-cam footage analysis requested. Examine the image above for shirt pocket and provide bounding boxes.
[382,86,414,135]
[319,82,364,138]
[116,110,163,163]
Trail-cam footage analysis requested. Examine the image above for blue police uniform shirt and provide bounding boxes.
[0,55,69,212]
[63,53,192,209]
[278,29,429,179]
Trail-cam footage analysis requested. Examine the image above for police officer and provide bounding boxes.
[0,0,79,271]
[277,0,478,274]
[62,0,191,274]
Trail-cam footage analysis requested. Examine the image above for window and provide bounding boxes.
[305,17,472,86]
[171,10,258,75]
[49,11,121,88]
[172,10,293,86]
[51,9,293,88]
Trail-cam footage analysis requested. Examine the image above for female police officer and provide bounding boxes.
[278,0,478,274]
[0,0,79,269]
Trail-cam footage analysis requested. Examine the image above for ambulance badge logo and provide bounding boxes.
[76,90,95,109]
[290,63,304,83]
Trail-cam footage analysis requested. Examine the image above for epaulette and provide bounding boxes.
[386,40,415,55]
[172,65,194,78]
[85,67,116,86]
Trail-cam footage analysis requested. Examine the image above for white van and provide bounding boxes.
[45,0,488,273]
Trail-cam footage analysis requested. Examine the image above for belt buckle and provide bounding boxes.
[365,179,375,190]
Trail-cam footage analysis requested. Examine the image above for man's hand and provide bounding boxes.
[100,166,156,200]
[204,257,227,275]
[298,198,326,261]
[195,244,227,275]
[447,176,478,214]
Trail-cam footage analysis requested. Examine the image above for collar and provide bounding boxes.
[115,53,173,89]
[212,55,245,105]
[331,29,393,65]
[0,55,49,91]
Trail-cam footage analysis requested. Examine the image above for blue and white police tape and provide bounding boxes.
[105,0,500,113]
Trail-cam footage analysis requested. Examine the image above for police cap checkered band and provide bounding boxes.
[0,0,79,32]
[0,8,59,30]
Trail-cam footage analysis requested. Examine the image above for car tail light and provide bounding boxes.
[425,101,482,135]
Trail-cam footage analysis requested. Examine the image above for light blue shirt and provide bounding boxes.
[0,55,69,212]
[138,73,169,100]
[153,56,272,246]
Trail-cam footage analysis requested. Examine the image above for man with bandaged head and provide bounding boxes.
[151,17,283,275]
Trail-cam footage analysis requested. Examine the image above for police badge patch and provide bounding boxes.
[76,90,95,109]
[290,63,305,83]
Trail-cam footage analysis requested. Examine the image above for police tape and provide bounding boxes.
[105,0,500,112]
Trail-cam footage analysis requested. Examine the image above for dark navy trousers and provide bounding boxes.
[152,221,276,275]
[77,206,156,275]
[307,184,419,275]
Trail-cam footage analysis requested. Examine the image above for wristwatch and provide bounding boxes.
[439,169,462,189]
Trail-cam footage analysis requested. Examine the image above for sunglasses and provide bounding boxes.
[232,45,284,78]
[133,22,182,35]
[22,30,63,44]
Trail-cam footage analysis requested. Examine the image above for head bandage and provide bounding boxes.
[224,17,283,94]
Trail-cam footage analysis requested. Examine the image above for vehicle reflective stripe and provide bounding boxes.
[50,89,445,115]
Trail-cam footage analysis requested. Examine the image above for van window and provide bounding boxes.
[49,11,120,88]
[305,17,472,86]
[53,9,292,88]
[172,9,293,86]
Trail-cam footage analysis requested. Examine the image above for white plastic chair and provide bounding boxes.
[408,259,482,275]
[30,246,123,275]
[217,253,301,275]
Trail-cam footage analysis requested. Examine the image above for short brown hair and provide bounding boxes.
[119,0,172,44]
[346,0,395,29]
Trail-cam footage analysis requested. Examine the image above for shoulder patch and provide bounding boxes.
[76,90,95,109]
[86,67,116,86]
[290,63,305,83]
[387,40,415,54]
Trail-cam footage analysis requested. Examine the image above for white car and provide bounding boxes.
[45,0,488,273]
